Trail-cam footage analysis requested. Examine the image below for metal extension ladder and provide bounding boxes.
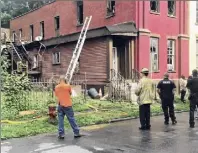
[65,16,92,83]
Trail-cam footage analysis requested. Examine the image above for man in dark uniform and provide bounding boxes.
[186,69,198,128]
[157,73,177,125]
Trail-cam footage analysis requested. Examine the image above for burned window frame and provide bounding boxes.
[168,0,176,16]
[19,29,22,40]
[150,0,160,13]
[52,52,61,65]
[77,1,84,25]
[40,21,45,39]
[30,24,34,42]
[106,0,115,17]
[54,16,60,37]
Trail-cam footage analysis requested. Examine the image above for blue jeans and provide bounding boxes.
[58,105,79,136]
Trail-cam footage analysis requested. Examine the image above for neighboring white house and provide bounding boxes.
[189,1,198,73]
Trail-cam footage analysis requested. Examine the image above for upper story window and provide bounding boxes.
[196,1,198,23]
[52,52,61,65]
[168,0,176,16]
[40,21,45,39]
[150,0,160,13]
[107,0,115,17]
[167,40,176,71]
[19,29,22,40]
[54,16,60,37]
[12,31,16,42]
[77,1,83,25]
[150,37,159,72]
[30,25,34,42]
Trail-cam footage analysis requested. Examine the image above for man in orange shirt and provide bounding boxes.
[54,75,81,139]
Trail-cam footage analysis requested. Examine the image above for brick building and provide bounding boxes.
[10,0,189,89]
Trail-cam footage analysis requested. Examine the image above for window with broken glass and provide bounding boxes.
[150,0,159,13]
[52,52,61,64]
[150,37,159,72]
[77,1,83,25]
[107,0,115,16]
[168,0,176,16]
[167,40,175,71]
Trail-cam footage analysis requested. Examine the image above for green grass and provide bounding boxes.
[1,98,189,140]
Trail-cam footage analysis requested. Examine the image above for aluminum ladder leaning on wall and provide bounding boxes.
[65,16,92,84]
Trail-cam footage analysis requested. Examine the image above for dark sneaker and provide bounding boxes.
[74,134,82,138]
[139,127,146,130]
[190,124,195,128]
[58,135,65,140]
[172,120,177,125]
[146,125,151,130]
[164,121,169,125]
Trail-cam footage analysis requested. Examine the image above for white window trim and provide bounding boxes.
[150,37,159,72]
[167,40,175,71]
[40,21,44,39]
[52,52,61,64]
[150,0,160,13]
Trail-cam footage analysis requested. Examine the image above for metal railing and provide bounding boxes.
[108,69,132,102]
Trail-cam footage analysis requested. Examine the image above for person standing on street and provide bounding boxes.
[135,68,154,130]
[186,69,198,128]
[179,75,187,103]
[54,75,81,139]
[157,73,177,125]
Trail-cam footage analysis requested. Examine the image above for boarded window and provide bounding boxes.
[52,52,61,64]
[150,0,159,13]
[150,37,159,72]
[107,0,115,16]
[77,1,83,25]
[168,0,176,16]
[167,40,176,71]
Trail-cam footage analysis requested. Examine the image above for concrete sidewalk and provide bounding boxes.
[1,112,198,153]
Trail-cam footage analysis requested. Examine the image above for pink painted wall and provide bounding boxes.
[136,1,189,79]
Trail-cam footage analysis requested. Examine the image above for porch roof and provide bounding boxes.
[23,22,137,49]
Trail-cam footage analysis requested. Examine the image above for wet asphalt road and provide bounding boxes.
[1,112,198,153]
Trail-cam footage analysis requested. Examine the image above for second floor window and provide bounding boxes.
[33,55,38,69]
[150,0,159,13]
[168,0,176,16]
[196,1,198,23]
[30,25,34,42]
[12,31,16,42]
[40,21,45,39]
[52,52,61,64]
[107,0,115,16]
[77,1,83,25]
[54,16,60,37]
[19,29,22,40]
[167,40,175,71]
[150,37,159,72]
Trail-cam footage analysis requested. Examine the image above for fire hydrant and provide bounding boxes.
[48,105,58,125]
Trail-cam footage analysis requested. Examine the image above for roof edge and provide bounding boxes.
[11,0,56,21]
